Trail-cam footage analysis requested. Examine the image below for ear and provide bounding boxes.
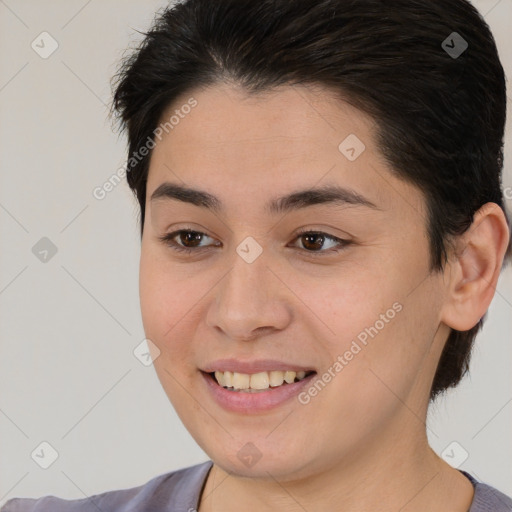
[440,202,510,331]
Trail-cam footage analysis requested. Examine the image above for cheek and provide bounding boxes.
[306,262,401,349]
[139,251,201,405]
[324,282,441,428]
[139,247,213,382]
[139,248,189,356]
[311,253,438,399]
[139,245,191,334]
[139,252,166,340]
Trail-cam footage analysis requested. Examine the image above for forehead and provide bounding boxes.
[146,83,426,220]
[154,82,374,155]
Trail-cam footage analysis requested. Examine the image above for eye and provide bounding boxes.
[158,229,219,254]
[290,228,351,254]
[158,228,351,256]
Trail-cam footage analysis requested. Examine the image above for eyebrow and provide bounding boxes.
[150,182,380,215]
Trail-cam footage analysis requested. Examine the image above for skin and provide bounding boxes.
[139,82,510,512]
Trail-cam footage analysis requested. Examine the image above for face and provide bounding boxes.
[139,83,450,481]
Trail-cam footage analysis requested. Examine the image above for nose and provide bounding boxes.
[205,250,292,342]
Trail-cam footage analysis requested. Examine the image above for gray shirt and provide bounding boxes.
[2,460,511,511]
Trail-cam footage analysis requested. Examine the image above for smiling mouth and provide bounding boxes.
[206,370,316,393]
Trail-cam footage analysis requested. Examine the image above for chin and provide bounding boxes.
[214,453,308,480]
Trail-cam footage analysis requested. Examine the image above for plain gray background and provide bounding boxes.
[1,0,511,506]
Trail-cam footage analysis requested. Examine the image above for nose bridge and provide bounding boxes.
[206,244,290,340]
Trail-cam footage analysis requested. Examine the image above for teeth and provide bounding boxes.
[269,370,285,387]
[250,372,269,389]
[224,371,233,388]
[213,369,310,391]
[232,372,250,390]
[284,370,296,384]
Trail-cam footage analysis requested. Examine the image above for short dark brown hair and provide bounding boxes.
[111,0,511,401]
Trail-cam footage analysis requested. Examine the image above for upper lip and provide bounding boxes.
[201,359,316,374]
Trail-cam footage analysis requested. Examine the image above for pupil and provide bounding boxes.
[303,233,323,251]
[183,231,201,247]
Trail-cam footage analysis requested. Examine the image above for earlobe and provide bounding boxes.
[440,202,510,332]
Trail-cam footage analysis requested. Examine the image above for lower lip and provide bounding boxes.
[201,371,316,413]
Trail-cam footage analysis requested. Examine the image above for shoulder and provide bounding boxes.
[1,460,213,512]
[462,471,512,512]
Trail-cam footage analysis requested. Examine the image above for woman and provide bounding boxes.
[3,0,511,510]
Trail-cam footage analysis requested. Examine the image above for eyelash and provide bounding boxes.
[157,228,351,257]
